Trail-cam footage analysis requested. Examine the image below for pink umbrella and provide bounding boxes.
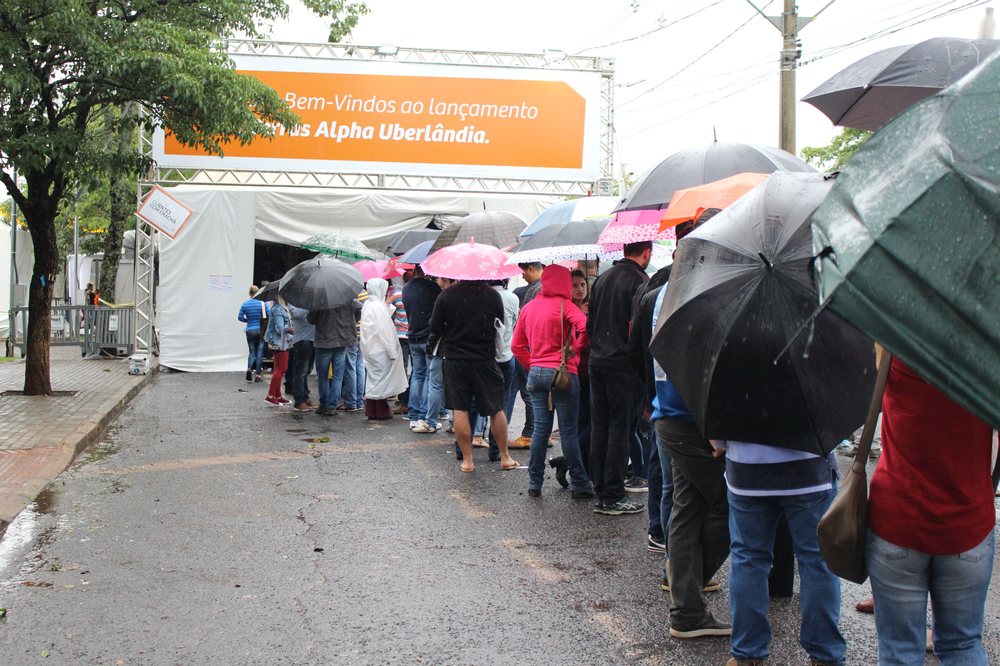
[421,241,523,281]
[597,209,676,250]
[353,259,404,281]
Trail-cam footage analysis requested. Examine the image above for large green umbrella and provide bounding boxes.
[811,50,1000,431]
[299,233,374,261]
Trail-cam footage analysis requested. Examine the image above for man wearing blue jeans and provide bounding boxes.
[402,266,443,431]
[718,440,844,666]
[308,300,360,416]
[342,345,365,410]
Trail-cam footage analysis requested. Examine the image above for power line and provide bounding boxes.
[617,4,771,110]
[576,0,726,53]
[572,0,655,54]
[618,67,776,114]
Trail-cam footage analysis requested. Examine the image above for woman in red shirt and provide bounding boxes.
[511,265,592,498]
[866,357,995,665]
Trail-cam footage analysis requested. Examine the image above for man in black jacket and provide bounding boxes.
[587,241,651,515]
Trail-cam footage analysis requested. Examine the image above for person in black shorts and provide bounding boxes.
[427,279,518,473]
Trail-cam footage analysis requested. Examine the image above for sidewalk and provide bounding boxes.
[0,346,156,533]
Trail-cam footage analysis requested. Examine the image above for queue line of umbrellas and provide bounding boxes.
[256,36,1000,454]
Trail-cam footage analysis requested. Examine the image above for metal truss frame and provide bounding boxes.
[135,41,616,353]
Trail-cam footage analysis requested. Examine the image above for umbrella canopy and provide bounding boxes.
[354,259,404,282]
[396,240,437,266]
[382,229,442,256]
[421,242,523,281]
[520,196,618,238]
[299,233,374,261]
[253,281,280,302]
[278,255,365,311]
[613,141,813,213]
[802,37,1000,132]
[429,211,528,252]
[507,219,612,264]
[659,173,770,232]
[811,49,1000,432]
[650,171,876,456]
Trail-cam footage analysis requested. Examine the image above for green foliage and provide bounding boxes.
[800,128,873,172]
[300,0,370,43]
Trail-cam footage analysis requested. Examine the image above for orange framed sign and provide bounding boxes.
[135,185,195,239]
[152,55,602,180]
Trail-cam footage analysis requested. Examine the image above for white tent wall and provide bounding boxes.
[253,190,555,248]
[158,187,557,372]
[159,190,256,372]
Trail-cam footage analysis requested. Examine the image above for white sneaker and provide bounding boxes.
[412,422,437,434]
[410,421,419,430]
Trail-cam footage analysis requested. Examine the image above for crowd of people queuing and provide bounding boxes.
[238,233,998,666]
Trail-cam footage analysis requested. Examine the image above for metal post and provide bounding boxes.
[779,0,798,155]
[6,171,16,357]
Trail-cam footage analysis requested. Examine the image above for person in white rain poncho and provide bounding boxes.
[360,278,409,419]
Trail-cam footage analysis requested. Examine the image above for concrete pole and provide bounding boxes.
[779,0,798,155]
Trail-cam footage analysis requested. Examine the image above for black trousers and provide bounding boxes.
[656,416,730,628]
[589,365,641,504]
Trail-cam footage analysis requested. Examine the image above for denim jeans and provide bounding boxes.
[245,330,264,374]
[728,488,845,665]
[398,339,410,403]
[314,347,347,409]
[655,428,675,565]
[408,342,429,423]
[292,340,315,406]
[488,357,516,458]
[867,528,995,666]
[511,360,534,438]
[425,355,444,428]
[526,367,589,491]
[630,415,654,480]
[590,365,642,503]
[648,443,663,541]
[343,345,365,408]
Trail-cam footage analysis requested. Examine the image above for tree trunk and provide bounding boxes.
[21,180,62,396]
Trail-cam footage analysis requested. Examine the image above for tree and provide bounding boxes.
[0,1,300,395]
[800,127,873,172]
[300,0,370,43]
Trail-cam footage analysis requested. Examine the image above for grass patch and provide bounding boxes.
[0,357,14,363]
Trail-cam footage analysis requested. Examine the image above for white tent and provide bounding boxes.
[159,187,556,372]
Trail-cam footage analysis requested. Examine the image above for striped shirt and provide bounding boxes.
[390,291,408,338]
[355,290,368,338]
[721,441,836,497]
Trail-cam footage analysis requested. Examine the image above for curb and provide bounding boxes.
[0,363,159,534]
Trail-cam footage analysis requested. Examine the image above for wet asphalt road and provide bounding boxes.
[1,371,998,666]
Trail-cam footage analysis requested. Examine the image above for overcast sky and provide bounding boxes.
[267,1,991,177]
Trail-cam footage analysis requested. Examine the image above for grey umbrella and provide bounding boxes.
[429,211,528,251]
[252,281,280,302]
[802,37,1000,132]
[278,256,365,311]
[613,142,813,213]
[382,229,442,256]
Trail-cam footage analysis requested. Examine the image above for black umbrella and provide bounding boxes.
[429,211,528,252]
[253,281,280,302]
[802,37,1000,132]
[614,141,813,213]
[649,171,876,456]
[278,256,365,311]
[382,229,442,256]
[506,219,610,263]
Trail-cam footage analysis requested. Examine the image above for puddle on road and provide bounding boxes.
[0,488,62,581]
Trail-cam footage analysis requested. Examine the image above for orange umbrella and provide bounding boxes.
[659,172,770,232]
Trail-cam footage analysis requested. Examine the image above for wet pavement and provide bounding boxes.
[0,371,998,665]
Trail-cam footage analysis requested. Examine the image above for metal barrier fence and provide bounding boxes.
[10,305,135,358]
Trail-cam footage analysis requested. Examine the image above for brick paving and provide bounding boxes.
[0,346,155,531]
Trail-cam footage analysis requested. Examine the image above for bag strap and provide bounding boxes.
[559,301,566,364]
[260,301,267,319]
[852,350,894,473]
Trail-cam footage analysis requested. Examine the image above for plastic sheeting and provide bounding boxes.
[158,188,555,371]
[159,190,256,372]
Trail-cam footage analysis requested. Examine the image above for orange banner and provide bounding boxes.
[163,71,587,169]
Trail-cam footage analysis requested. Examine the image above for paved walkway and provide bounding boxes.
[0,346,156,531]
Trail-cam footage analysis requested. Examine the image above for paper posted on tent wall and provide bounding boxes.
[135,185,195,239]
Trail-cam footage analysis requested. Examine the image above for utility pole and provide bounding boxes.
[746,1,837,155]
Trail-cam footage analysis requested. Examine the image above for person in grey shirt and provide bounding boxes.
[288,304,316,411]
[307,301,361,415]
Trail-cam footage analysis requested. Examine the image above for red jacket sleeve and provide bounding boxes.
[511,306,531,370]
[566,301,590,354]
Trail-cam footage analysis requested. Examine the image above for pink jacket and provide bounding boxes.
[511,265,590,374]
